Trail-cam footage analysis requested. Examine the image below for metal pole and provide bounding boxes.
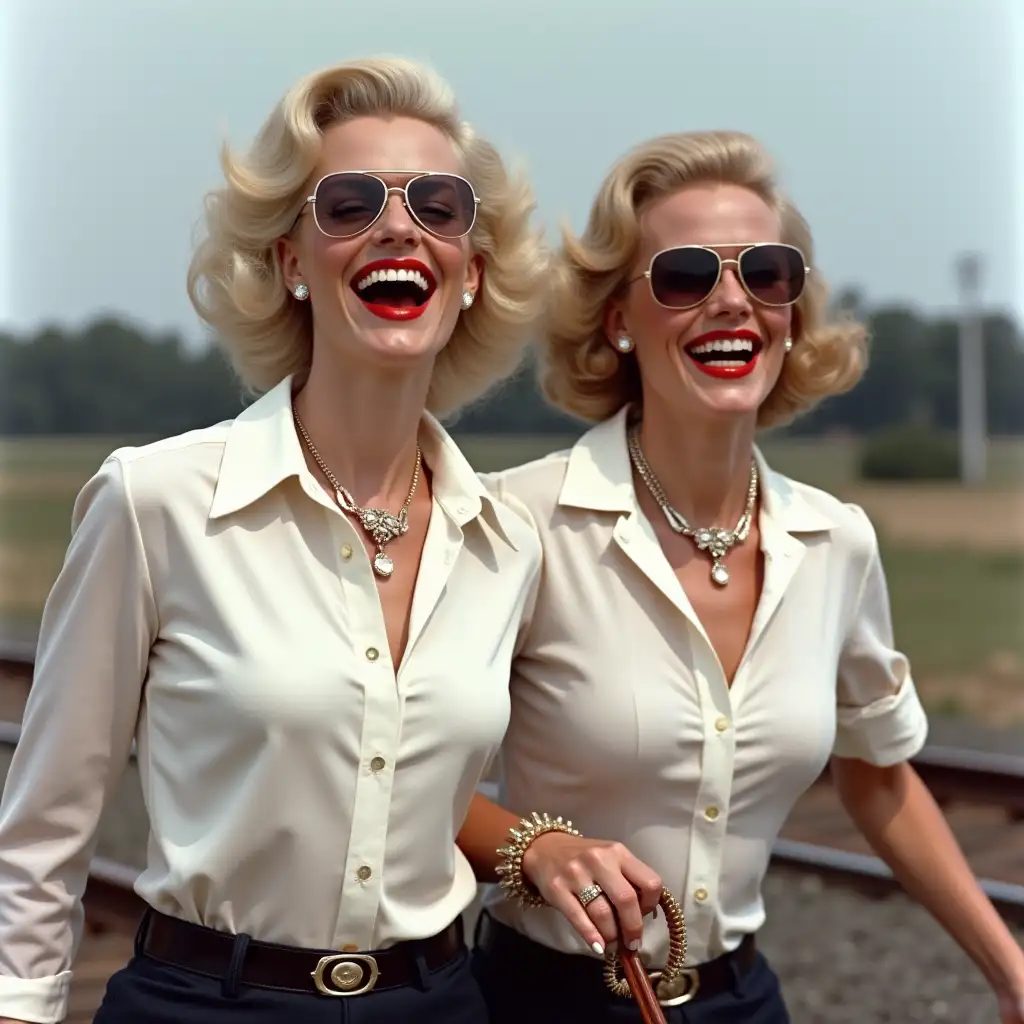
[955,254,986,486]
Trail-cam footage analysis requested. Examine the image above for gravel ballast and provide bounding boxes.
[759,868,1019,1022]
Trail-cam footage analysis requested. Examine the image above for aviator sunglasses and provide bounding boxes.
[299,171,480,240]
[629,242,810,309]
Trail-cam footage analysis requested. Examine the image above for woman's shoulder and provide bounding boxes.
[478,446,575,528]
[84,417,238,513]
[768,466,880,563]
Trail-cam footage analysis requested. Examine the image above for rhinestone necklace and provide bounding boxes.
[627,426,758,587]
[293,409,421,579]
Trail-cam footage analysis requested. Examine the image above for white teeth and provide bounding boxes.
[688,338,756,355]
[355,267,433,292]
[704,360,748,368]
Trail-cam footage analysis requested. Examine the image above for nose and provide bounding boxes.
[371,189,422,248]
[705,262,751,320]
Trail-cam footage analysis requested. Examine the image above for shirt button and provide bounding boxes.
[694,887,709,902]
[357,865,372,881]
[704,806,720,821]
[370,756,386,772]
[714,716,730,733]
[340,543,353,560]
[365,647,379,662]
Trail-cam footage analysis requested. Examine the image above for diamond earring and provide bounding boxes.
[461,290,474,310]
[615,336,634,353]
[784,337,793,352]
[293,283,309,301]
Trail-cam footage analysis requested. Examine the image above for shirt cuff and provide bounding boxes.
[0,971,73,1024]
[833,676,929,766]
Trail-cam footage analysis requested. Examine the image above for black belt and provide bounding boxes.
[475,911,757,1006]
[140,909,464,997]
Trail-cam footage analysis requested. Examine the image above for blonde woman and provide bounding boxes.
[458,131,1024,1022]
[0,57,545,1024]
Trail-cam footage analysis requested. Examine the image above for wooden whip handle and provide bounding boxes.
[603,887,688,1022]
[619,949,668,1024]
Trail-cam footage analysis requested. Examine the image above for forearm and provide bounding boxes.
[456,793,521,883]
[833,757,1024,994]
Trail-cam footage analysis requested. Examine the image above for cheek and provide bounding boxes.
[632,302,700,349]
[762,308,792,341]
[431,240,471,285]
[311,237,361,280]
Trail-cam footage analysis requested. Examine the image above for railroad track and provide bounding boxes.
[2,650,1023,1017]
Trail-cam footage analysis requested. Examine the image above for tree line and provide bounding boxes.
[1,303,1022,437]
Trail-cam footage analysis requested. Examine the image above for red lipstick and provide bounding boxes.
[350,257,438,322]
[683,329,763,380]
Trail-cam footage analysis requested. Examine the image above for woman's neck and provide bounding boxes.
[292,348,435,508]
[635,401,758,528]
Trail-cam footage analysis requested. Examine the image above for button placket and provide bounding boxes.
[332,559,400,949]
[680,652,735,964]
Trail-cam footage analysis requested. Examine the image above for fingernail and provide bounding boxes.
[628,939,641,951]
[591,941,605,956]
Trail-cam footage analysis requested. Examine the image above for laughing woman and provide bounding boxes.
[0,57,544,1024]
[458,130,1024,1023]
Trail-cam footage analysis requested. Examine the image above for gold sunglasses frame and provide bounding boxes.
[298,170,480,240]
[628,242,811,310]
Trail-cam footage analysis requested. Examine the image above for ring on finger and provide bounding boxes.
[577,883,604,907]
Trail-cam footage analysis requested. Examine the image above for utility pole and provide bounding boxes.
[955,253,986,486]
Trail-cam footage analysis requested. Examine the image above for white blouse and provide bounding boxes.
[0,376,540,1024]
[482,407,928,968]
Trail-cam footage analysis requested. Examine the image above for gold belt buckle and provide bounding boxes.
[311,953,379,996]
[650,966,701,1007]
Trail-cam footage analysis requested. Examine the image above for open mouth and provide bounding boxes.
[351,258,438,321]
[684,333,764,380]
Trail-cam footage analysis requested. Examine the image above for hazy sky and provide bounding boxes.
[2,0,1022,346]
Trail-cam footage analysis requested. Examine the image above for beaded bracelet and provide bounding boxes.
[495,812,580,907]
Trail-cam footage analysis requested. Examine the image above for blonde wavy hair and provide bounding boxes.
[187,56,547,416]
[541,130,867,428]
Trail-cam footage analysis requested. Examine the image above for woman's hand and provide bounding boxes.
[521,831,662,954]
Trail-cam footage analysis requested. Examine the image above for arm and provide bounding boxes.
[0,457,155,1024]
[457,793,662,955]
[831,757,1024,1010]
[832,507,1024,1016]
[465,474,661,954]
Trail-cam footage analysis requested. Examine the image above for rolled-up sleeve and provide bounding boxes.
[832,507,928,766]
[0,455,155,1023]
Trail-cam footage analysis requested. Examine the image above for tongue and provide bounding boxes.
[364,294,420,309]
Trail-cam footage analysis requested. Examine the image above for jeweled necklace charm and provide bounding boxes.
[627,426,758,587]
[293,409,421,578]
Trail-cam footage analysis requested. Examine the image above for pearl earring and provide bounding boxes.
[784,337,793,352]
[615,336,634,353]
[461,290,474,310]
[293,283,309,301]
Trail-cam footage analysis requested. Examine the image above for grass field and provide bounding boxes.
[2,434,1023,723]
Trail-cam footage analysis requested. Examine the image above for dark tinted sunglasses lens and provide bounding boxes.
[740,245,805,305]
[313,174,386,237]
[649,248,721,308]
[406,174,476,237]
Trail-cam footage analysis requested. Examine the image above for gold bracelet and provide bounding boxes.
[495,812,581,908]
